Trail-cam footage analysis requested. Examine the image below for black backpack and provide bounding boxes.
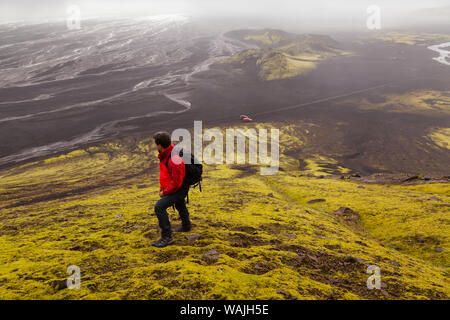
[165,149,203,198]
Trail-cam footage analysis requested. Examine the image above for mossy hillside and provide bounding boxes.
[340,90,450,116]
[244,31,286,46]
[371,32,450,46]
[221,29,350,81]
[256,51,317,81]
[0,139,152,209]
[0,127,449,299]
[221,49,318,81]
[428,128,450,150]
[267,176,450,267]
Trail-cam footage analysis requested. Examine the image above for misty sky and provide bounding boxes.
[1,0,449,27]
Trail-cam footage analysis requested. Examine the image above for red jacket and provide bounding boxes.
[158,144,185,196]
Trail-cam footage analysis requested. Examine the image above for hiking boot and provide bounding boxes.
[151,236,174,248]
[174,225,192,233]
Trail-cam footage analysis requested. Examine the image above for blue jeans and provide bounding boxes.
[154,184,190,238]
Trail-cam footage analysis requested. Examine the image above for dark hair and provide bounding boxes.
[153,131,171,148]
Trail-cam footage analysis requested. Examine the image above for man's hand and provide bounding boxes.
[159,190,164,198]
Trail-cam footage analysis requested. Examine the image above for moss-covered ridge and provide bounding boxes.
[222,29,350,81]
[370,32,450,46]
[0,126,448,300]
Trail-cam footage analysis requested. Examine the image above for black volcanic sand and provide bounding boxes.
[1,30,449,175]
[0,32,213,163]
[154,38,450,175]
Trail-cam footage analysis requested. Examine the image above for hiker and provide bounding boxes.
[151,132,192,248]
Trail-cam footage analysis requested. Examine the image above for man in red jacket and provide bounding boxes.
[151,132,191,248]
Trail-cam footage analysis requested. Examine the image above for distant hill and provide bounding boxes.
[222,29,350,81]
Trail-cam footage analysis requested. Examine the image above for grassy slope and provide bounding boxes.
[0,126,449,300]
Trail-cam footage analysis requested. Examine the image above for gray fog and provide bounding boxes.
[1,0,449,31]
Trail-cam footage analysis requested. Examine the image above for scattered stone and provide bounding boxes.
[252,263,273,275]
[268,193,274,197]
[115,214,123,218]
[357,186,365,189]
[88,244,101,252]
[381,289,390,297]
[351,173,361,178]
[357,173,450,185]
[335,207,357,215]
[354,240,368,247]
[283,233,297,239]
[143,232,154,239]
[3,225,18,231]
[276,289,297,300]
[70,244,81,251]
[381,282,388,289]
[48,279,67,291]
[274,209,279,212]
[306,254,319,263]
[142,225,156,233]
[331,174,344,180]
[324,244,341,250]
[402,175,419,183]
[252,213,262,216]
[333,207,361,227]
[186,233,201,241]
[125,225,142,233]
[390,260,400,267]
[343,256,359,264]
[307,198,326,204]
[427,196,442,201]
[202,249,219,264]
[435,247,444,253]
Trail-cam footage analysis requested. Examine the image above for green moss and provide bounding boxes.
[0,128,448,300]
[373,32,450,46]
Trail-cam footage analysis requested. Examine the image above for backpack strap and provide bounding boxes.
[165,154,172,172]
